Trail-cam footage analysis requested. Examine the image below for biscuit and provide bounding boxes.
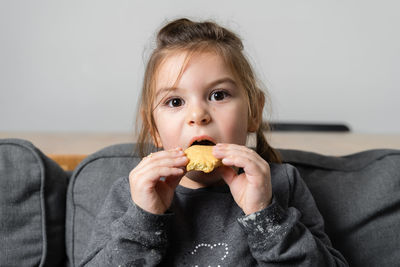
[184,145,222,173]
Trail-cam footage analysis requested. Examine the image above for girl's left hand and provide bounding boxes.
[213,143,272,215]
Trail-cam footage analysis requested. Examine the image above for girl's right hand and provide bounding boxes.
[129,147,188,215]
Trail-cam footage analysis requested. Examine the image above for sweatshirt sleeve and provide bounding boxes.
[79,176,173,267]
[237,164,348,266]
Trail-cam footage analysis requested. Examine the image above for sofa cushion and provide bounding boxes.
[278,148,400,267]
[65,143,140,267]
[66,143,400,267]
[0,139,69,267]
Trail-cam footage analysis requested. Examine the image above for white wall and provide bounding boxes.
[1,0,399,133]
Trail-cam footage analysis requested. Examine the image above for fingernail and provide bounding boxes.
[214,144,224,150]
[222,157,232,164]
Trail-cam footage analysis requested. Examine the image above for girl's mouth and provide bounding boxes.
[190,140,216,146]
[189,136,217,147]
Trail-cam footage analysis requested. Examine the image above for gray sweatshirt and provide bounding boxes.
[80,163,348,266]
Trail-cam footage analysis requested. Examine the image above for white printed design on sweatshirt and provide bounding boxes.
[189,242,229,266]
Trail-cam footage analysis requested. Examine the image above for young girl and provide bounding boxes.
[81,18,348,266]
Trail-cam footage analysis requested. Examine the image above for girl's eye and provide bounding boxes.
[166,97,184,107]
[210,90,229,101]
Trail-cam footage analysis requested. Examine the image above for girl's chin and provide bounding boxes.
[180,169,224,189]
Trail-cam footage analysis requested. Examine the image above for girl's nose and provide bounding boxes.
[187,105,211,126]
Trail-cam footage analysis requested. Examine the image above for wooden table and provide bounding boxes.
[1,132,399,170]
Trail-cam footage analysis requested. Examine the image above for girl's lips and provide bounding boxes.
[188,135,217,147]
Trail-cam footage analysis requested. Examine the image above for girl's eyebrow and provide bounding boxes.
[155,87,178,102]
[207,77,238,88]
[155,77,238,98]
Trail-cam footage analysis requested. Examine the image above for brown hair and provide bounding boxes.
[135,18,281,163]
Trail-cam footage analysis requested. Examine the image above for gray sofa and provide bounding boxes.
[1,138,400,267]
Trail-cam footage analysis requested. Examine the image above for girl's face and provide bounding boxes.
[153,51,254,149]
[152,51,255,186]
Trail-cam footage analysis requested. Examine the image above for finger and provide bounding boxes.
[142,147,185,164]
[213,143,259,161]
[221,154,268,180]
[163,173,185,189]
[131,148,185,174]
[219,144,267,173]
[216,165,237,186]
[132,149,182,173]
[136,154,187,178]
[134,148,188,176]
[213,144,267,174]
[130,157,188,196]
[146,155,188,169]
[132,166,185,189]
